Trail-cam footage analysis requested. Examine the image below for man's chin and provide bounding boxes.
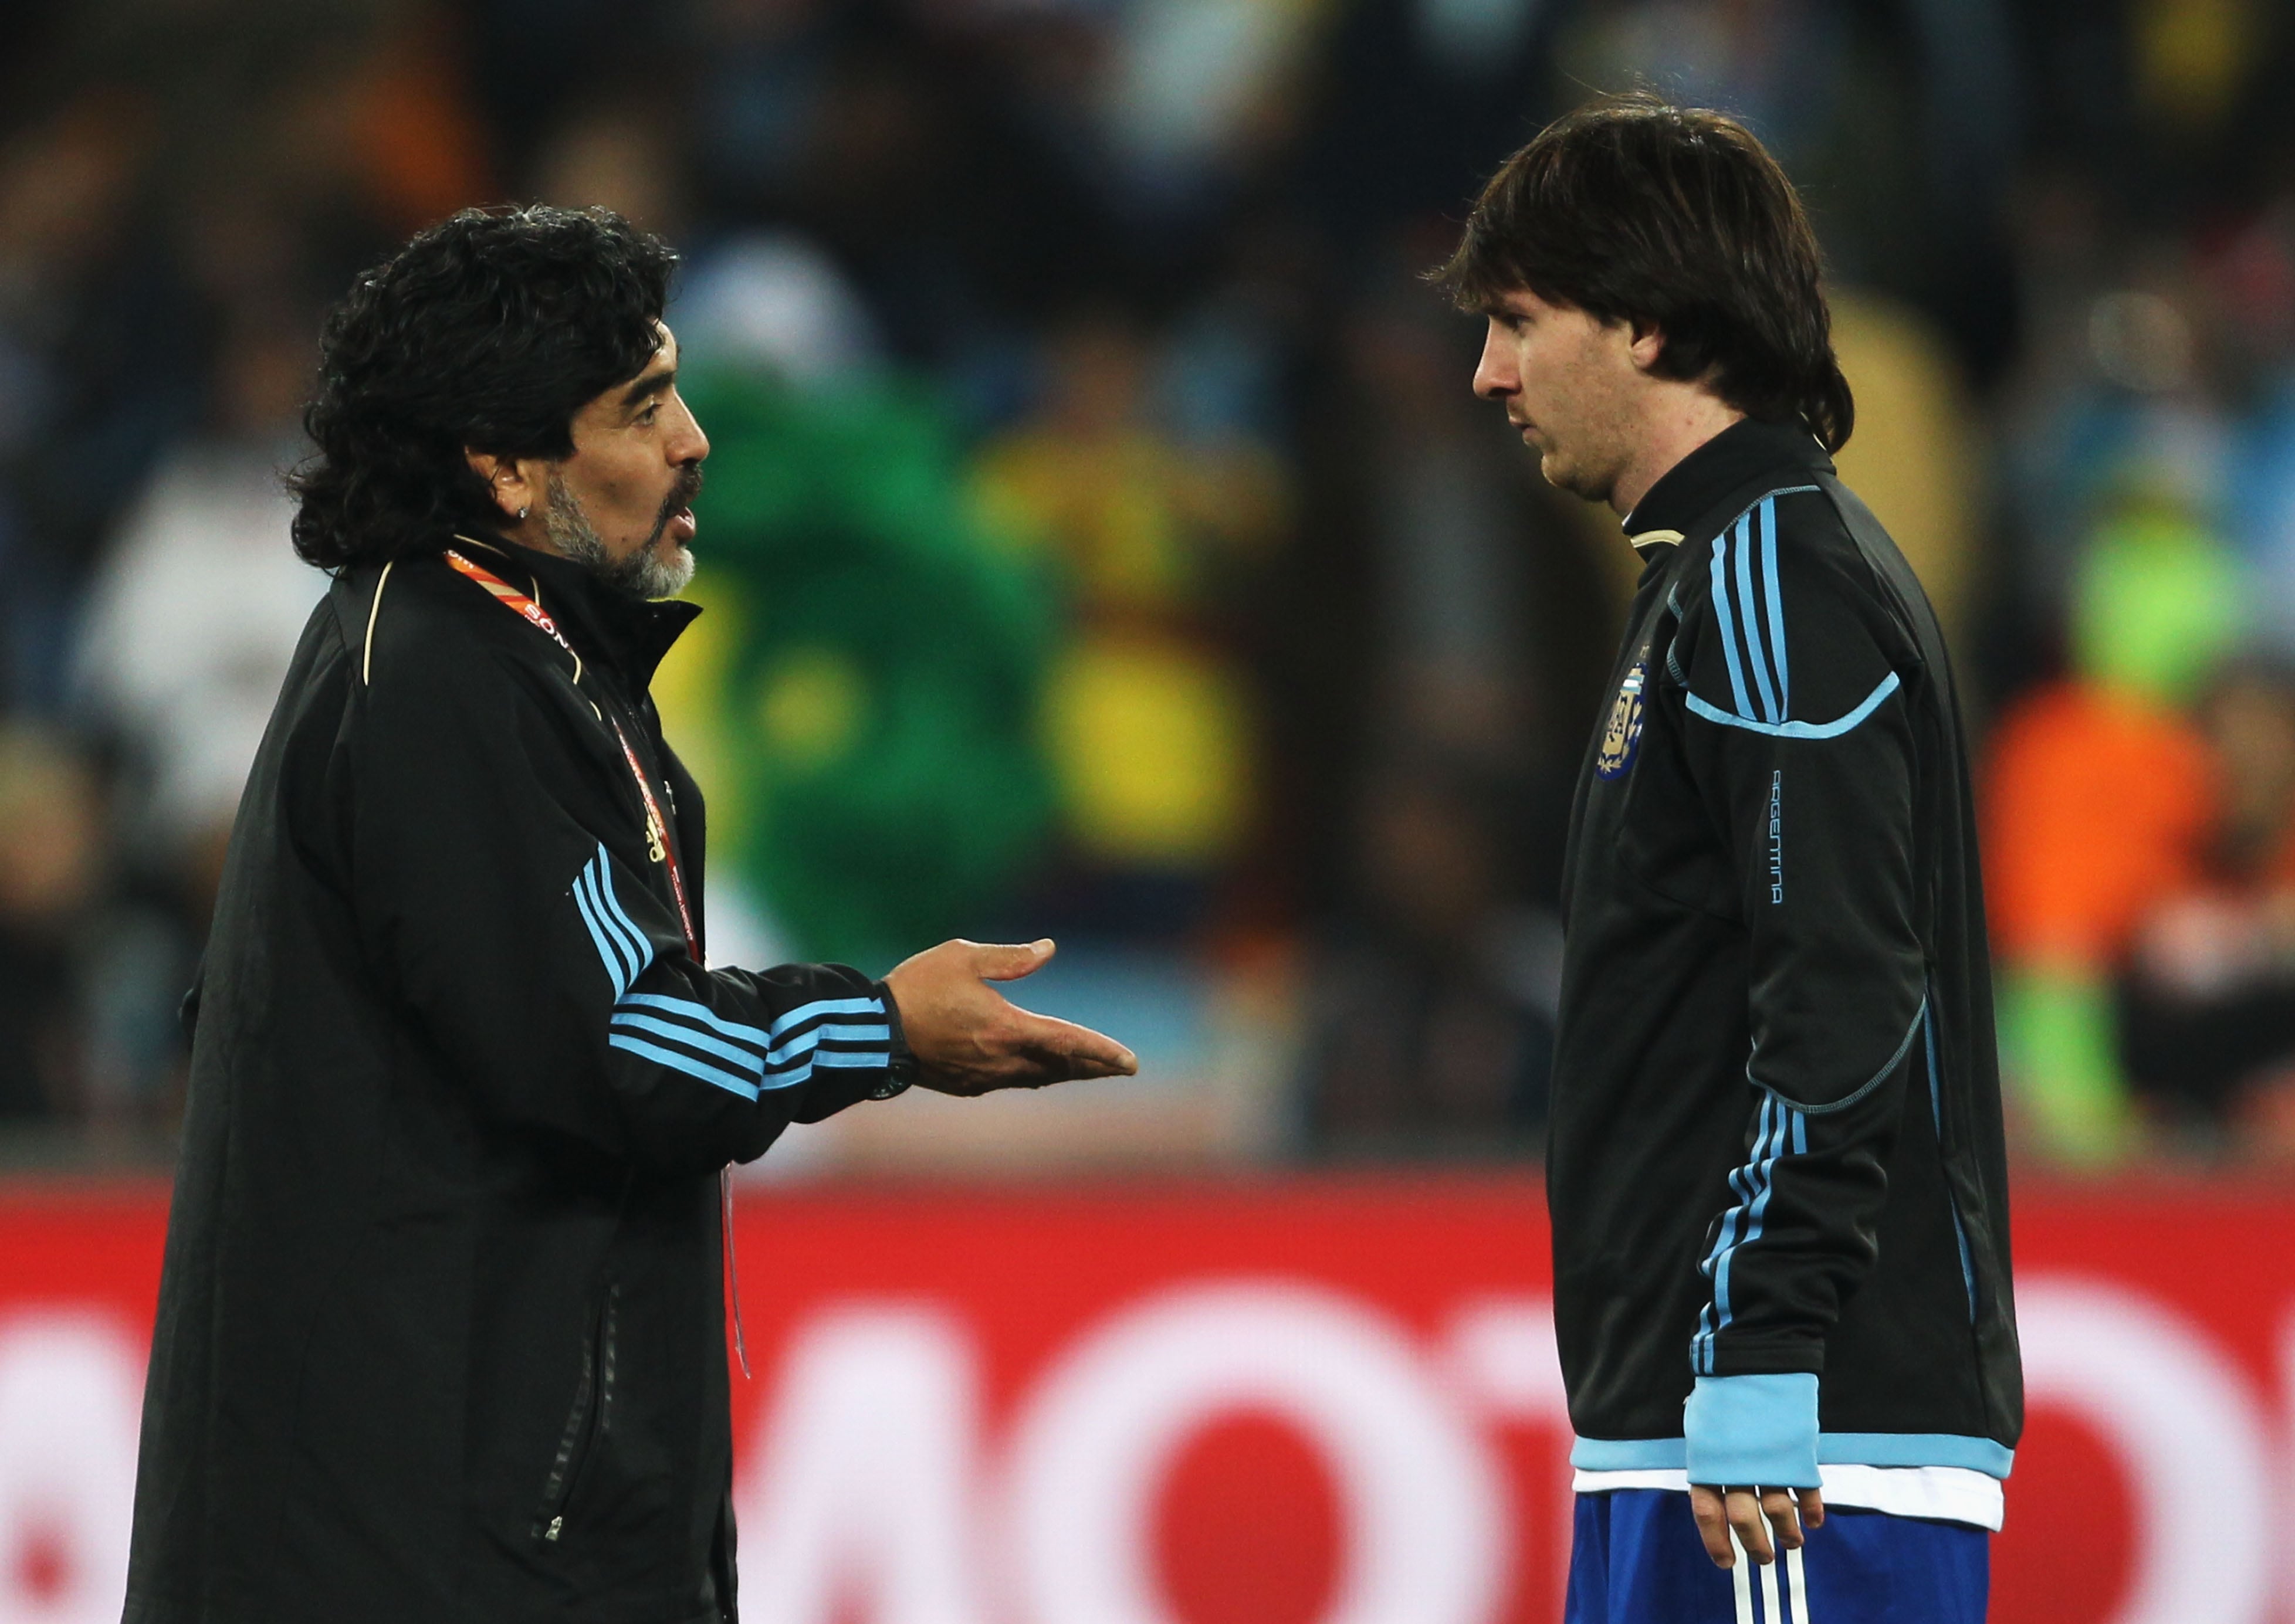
[601,538,696,602]
[1539,451,1611,507]
[634,541,696,601]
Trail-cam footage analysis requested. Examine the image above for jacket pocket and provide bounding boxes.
[532,1284,619,1545]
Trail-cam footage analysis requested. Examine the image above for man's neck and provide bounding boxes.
[1609,389,1747,519]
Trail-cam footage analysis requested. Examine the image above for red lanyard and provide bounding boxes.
[443,544,753,1376]
[444,547,699,957]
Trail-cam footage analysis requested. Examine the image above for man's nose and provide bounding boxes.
[669,400,709,465]
[1473,326,1515,399]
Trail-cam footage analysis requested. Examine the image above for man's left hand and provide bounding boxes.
[1688,1483,1823,1568]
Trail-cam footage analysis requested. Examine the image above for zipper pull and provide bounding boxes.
[545,1515,564,1543]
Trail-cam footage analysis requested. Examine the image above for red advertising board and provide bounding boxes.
[0,1175,2289,1624]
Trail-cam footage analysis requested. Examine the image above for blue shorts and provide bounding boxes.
[1566,1490,1989,1624]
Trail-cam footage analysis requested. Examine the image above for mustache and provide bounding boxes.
[649,465,705,541]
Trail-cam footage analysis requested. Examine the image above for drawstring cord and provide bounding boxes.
[722,1169,750,1378]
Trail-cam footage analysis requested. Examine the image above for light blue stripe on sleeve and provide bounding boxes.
[1694,1118,1754,1376]
[580,857,645,984]
[1708,530,1755,720]
[1735,514,1780,722]
[759,1047,892,1090]
[575,866,630,988]
[608,1033,761,1100]
[1698,1172,1745,1372]
[1684,672,1901,739]
[1697,1124,1762,1374]
[764,1020,893,1066]
[1697,1099,1796,1376]
[594,859,656,978]
[617,992,770,1049]
[1702,1104,1766,1372]
[1760,499,1789,715]
[766,996,885,1042]
[571,874,631,998]
[759,1059,815,1090]
[1729,1103,1790,1307]
[1706,1102,1762,1351]
[609,1011,769,1076]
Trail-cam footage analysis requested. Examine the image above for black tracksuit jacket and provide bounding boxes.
[124,535,910,1624]
[1549,419,2022,1489]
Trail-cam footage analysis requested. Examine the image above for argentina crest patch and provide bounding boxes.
[1596,659,1649,780]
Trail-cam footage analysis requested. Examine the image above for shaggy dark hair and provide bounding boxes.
[1434,94,1854,452]
[289,205,677,569]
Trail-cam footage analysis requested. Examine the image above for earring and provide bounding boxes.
[517,505,529,520]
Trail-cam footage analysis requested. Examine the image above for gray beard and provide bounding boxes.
[542,477,696,602]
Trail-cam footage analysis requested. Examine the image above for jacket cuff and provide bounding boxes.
[873,979,918,1101]
[786,979,913,1124]
[1683,1372,1820,1488]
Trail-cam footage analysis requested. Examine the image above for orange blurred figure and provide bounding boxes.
[1984,682,2216,968]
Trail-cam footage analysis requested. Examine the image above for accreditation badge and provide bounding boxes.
[1595,658,1648,781]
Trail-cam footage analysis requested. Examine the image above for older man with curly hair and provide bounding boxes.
[124,205,1133,1624]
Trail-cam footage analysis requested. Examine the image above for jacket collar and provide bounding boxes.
[448,531,700,695]
[1621,418,1834,548]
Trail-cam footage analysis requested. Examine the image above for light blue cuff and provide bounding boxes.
[1683,1372,1820,1488]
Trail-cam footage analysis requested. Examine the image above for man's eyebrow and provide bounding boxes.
[620,365,676,409]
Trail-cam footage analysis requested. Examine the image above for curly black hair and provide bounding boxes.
[289,205,677,569]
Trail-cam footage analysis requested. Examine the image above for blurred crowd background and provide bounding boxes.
[0,0,2290,1175]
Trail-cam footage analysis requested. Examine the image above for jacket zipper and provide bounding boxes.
[534,1285,619,1545]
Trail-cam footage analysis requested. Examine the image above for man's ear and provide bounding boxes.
[465,450,538,521]
[1626,320,1667,374]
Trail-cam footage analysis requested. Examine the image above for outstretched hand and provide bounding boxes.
[1689,1483,1823,1568]
[883,939,1139,1096]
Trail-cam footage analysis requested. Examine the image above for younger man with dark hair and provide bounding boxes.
[1441,98,2019,1622]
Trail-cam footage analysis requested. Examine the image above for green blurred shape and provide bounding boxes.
[2069,501,2243,706]
[1996,965,2137,1167]
[1989,497,2245,1164]
[666,369,1058,970]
